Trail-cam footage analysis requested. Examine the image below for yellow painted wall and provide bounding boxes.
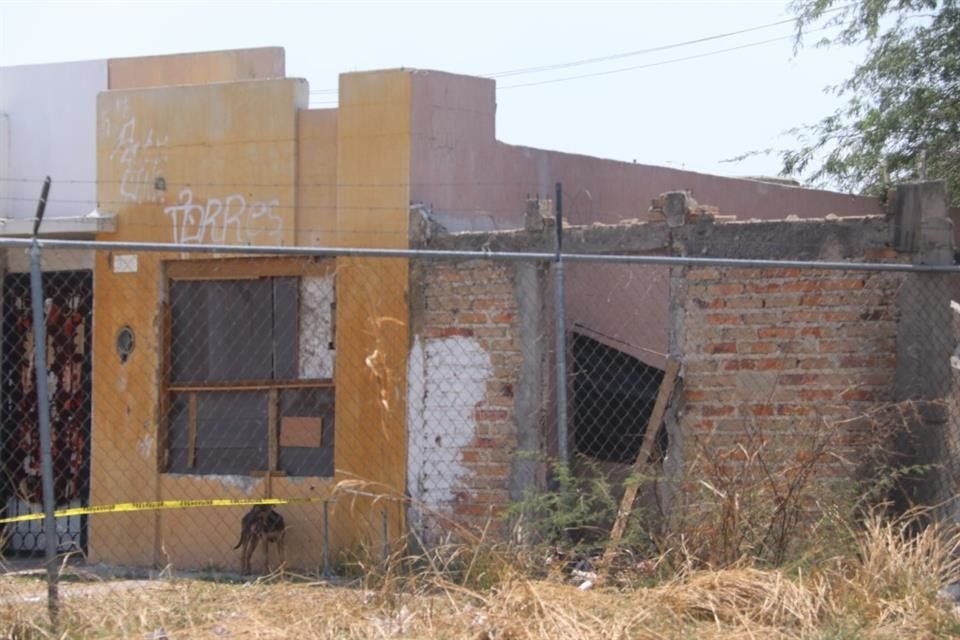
[97,79,304,245]
[88,249,162,566]
[330,70,412,553]
[335,71,411,250]
[280,82,416,558]
[108,47,285,90]
[91,77,308,568]
[296,109,338,247]
[91,65,416,570]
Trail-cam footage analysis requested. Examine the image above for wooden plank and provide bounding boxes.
[280,416,323,448]
[268,389,279,472]
[168,380,334,393]
[157,298,173,473]
[155,294,173,566]
[186,393,198,469]
[251,470,287,478]
[267,389,279,498]
[600,357,681,573]
[330,298,337,349]
[166,257,334,280]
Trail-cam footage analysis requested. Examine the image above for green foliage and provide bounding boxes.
[505,459,656,559]
[784,0,960,203]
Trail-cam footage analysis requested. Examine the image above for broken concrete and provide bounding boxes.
[426,209,897,263]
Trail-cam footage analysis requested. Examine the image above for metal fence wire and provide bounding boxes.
[4,236,960,626]
[1,269,91,555]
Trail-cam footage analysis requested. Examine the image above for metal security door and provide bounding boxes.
[1,271,92,554]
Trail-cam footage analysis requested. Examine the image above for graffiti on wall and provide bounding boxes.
[102,97,168,205]
[102,96,286,245]
[163,188,283,245]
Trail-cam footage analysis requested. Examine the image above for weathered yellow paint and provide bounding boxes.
[108,47,285,90]
[94,68,304,576]
[92,77,307,567]
[335,70,411,250]
[296,109,338,247]
[332,70,412,554]
[156,474,266,569]
[97,79,305,245]
[88,250,164,565]
[91,65,416,570]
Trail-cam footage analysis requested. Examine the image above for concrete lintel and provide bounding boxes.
[674,215,892,261]
[424,227,550,253]
[0,214,116,237]
[426,213,896,261]
[426,220,673,254]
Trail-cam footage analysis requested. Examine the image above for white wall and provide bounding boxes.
[0,114,9,213]
[0,60,107,219]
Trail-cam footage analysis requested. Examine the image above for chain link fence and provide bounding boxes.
[3,232,960,623]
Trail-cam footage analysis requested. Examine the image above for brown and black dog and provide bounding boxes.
[234,505,286,575]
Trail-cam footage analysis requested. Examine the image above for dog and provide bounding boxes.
[234,505,286,575]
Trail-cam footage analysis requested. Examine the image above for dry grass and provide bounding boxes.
[1,513,959,639]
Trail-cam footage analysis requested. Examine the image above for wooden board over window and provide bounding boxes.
[160,258,336,478]
[280,417,323,448]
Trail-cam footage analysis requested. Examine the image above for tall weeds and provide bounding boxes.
[2,508,958,638]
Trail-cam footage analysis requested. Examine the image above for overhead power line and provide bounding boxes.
[307,4,851,97]
[307,24,834,104]
[484,17,800,79]
[498,27,832,90]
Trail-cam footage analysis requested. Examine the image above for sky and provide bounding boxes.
[0,0,866,181]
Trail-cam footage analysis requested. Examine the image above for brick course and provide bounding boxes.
[680,266,904,478]
[414,260,522,536]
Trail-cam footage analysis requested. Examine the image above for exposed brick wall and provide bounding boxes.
[678,265,905,482]
[409,260,523,541]
[418,188,958,545]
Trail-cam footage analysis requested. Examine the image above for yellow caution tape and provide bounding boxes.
[0,495,331,525]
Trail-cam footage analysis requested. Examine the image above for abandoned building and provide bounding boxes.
[1,46,956,572]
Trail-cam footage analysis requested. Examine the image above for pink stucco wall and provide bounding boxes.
[409,71,880,230]
[408,70,884,366]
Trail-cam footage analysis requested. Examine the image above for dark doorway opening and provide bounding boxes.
[572,332,666,464]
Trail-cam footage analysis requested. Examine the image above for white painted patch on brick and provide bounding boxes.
[407,335,491,536]
[300,275,335,379]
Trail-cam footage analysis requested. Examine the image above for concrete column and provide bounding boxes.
[509,261,551,507]
[891,181,957,518]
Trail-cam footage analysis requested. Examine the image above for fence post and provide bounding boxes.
[553,183,569,467]
[28,176,59,628]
